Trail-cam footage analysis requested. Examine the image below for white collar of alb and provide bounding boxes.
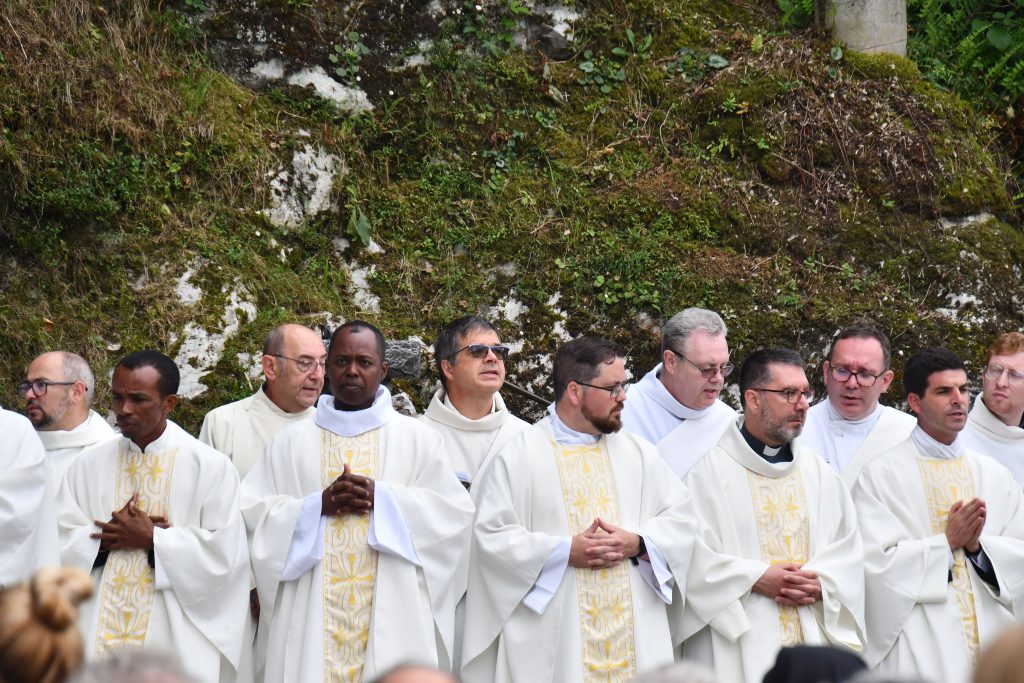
[825,397,884,427]
[911,424,964,459]
[547,403,601,445]
[645,364,721,420]
[314,386,394,437]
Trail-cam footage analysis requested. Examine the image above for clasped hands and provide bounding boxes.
[91,492,170,552]
[946,497,986,554]
[321,463,375,516]
[753,562,822,606]
[569,518,643,570]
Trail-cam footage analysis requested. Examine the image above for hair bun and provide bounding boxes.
[30,566,94,631]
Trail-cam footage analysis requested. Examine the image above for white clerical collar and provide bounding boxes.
[911,425,965,459]
[547,403,601,445]
[646,364,720,420]
[423,388,506,433]
[125,420,180,453]
[314,386,393,437]
[825,397,884,428]
[443,391,498,416]
[255,385,302,417]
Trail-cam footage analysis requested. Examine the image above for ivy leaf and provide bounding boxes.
[348,206,373,247]
[988,25,1012,51]
[830,46,844,61]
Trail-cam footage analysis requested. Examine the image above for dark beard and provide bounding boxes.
[583,404,622,434]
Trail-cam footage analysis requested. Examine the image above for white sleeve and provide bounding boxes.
[281,492,326,581]
[522,537,571,614]
[367,481,422,566]
[634,534,674,604]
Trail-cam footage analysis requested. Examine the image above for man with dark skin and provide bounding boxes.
[56,351,250,683]
[91,362,175,553]
[242,321,473,680]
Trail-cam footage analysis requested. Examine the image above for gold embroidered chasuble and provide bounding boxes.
[94,444,177,655]
[553,440,638,683]
[917,456,980,664]
[321,430,381,683]
[747,468,810,646]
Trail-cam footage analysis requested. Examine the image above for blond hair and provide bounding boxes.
[988,332,1024,363]
[0,566,94,683]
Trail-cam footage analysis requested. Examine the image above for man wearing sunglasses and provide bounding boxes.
[200,323,326,480]
[962,332,1024,485]
[420,315,528,491]
[797,321,915,486]
[20,351,115,487]
[621,307,737,477]
[680,348,864,683]
[463,336,700,682]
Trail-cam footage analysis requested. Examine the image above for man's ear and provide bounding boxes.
[70,380,88,405]
[262,354,279,381]
[441,358,456,383]
[161,393,178,417]
[381,361,390,381]
[907,392,922,417]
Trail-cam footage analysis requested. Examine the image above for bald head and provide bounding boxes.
[370,665,459,683]
[23,351,96,431]
[261,324,327,413]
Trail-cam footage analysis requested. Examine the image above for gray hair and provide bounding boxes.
[60,352,96,406]
[661,308,728,355]
[630,662,717,683]
[69,650,196,683]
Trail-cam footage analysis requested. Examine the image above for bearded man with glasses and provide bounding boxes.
[462,336,701,683]
[200,323,326,480]
[20,351,115,487]
[797,321,915,486]
[621,307,738,477]
[962,332,1024,485]
[679,347,865,683]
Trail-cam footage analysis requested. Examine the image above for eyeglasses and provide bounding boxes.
[270,354,327,374]
[756,387,815,404]
[669,349,734,379]
[985,363,1024,386]
[17,379,76,398]
[575,380,627,397]
[450,344,510,361]
[828,365,886,388]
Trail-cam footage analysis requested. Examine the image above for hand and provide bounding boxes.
[946,498,986,553]
[778,568,821,606]
[321,463,375,516]
[90,492,159,552]
[568,518,640,569]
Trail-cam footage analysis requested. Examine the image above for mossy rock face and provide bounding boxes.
[2,0,1022,432]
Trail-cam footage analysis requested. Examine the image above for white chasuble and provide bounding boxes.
[746,468,810,647]
[321,430,379,682]
[200,387,315,480]
[852,436,1024,683]
[554,441,637,681]
[797,401,915,486]
[93,443,176,655]
[680,425,864,683]
[57,422,251,683]
[0,407,59,587]
[462,419,699,683]
[38,409,116,488]
[962,396,1024,487]
[241,403,473,683]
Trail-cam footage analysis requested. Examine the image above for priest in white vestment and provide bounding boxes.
[681,348,864,683]
[961,332,1024,485]
[620,307,737,477]
[20,351,115,487]
[853,347,1024,683]
[241,321,474,682]
[0,405,59,587]
[796,322,915,486]
[200,323,326,480]
[56,351,251,683]
[419,315,529,675]
[462,336,701,683]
